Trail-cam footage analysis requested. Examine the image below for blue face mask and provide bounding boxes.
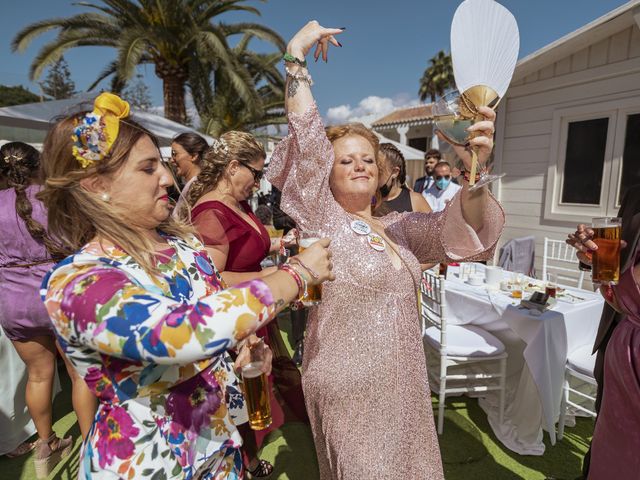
[435,178,451,190]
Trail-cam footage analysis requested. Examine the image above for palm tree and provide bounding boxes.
[418,50,455,103]
[12,0,285,124]
[191,33,286,137]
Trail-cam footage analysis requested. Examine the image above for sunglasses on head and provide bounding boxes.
[435,175,451,181]
[239,161,265,182]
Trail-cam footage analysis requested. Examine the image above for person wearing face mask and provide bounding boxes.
[413,148,441,193]
[422,161,462,212]
[376,143,431,216]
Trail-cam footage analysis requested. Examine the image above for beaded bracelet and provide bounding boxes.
[279,263,306,299]
[283,52,307,68]
[284,66,314,87]
[289,257,320,280]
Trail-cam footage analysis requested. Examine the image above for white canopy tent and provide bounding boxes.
[0,94,212,146]
[373,132,425,160]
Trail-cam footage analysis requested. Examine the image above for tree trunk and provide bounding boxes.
[162,75,187,124]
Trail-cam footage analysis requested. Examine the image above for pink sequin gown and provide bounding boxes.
[266,104,505,479]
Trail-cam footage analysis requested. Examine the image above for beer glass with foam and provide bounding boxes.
[592,217,622,284]
[241,340,272,430]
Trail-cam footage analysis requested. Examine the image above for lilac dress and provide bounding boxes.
[267,103,505,479]
[589,250,640,479]
[0,185,54,341]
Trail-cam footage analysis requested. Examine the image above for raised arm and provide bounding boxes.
[265,22,346,233]
[284,21,344,115]
[438,106,497,233]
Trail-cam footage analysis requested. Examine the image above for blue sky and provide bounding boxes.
[0,0,630,123]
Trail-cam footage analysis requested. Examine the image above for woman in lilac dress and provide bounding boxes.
[0,142,95,478]
[266,22,505,479]
[587,248,640,479]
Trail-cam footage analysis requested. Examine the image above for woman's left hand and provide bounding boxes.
[234,335,272,376]
[438,106,496,172]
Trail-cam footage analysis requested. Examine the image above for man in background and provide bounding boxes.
[413,149,441,193]
[422,161,462,212]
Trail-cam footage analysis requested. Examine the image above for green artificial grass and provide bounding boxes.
[1,313,594,479]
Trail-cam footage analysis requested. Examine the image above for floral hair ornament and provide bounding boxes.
[211,137,229,158]
[72,92,130,169]
[3,154,24,163]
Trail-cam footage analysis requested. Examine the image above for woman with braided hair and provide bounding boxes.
[375,142,432,216]
[187,131,306,478]
[0,142,96,478]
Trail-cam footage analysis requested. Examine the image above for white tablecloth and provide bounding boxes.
[443,265,604,455]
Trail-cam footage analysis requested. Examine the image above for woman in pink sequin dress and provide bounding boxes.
[265,22,506,479]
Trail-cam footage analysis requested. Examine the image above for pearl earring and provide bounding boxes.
[100,192,111,202]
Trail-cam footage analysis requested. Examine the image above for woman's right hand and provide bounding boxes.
[292,238,335,285]
[287,21,344,62]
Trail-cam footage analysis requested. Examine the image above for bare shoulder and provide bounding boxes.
[410,190,432,213]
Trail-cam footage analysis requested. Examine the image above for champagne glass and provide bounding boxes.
[432,90,505,191]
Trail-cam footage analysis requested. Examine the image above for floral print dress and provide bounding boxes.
[41,234,276,479]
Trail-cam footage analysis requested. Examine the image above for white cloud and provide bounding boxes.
[325,94,419,126]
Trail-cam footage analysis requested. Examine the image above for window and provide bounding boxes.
[560,118,609,205]
[543,99,640,222]
[408,137,428,152]
[619,113,640,205]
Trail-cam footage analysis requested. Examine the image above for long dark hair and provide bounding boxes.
[0,142,64,259]
[173,132,208,165]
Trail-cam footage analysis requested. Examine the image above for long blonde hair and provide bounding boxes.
[187,131,265,207]
[38,113,194,274]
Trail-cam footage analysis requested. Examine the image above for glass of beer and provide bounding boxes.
[241,341,272,431]
[592,217,622,284]
[545,273,558,298]
[298,233,322,306]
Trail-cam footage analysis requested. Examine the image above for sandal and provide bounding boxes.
[246,459,274,478]
[4,440,35,458]
[33,433,73,479]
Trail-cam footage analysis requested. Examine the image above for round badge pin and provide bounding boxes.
[367,233,386,251]
[350,219,371,235]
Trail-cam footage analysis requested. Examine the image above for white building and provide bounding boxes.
[493,0,640,280]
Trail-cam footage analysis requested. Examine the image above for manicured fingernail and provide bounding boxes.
[315,56,318,62]
[337,41,343,47]
[339,27,347,30]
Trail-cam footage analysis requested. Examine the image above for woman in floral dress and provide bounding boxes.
[38,93,333,479]
[266,22,505,479]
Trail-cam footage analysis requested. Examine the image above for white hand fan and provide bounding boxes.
[445,0,520,188]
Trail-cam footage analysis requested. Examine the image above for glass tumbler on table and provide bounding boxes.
[545,273,558,298]
[591,217,621,284]
[511,273,524,299]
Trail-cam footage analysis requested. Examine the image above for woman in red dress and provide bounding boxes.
[186,132,306,478]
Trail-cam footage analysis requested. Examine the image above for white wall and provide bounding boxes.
[494,25,640,282]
